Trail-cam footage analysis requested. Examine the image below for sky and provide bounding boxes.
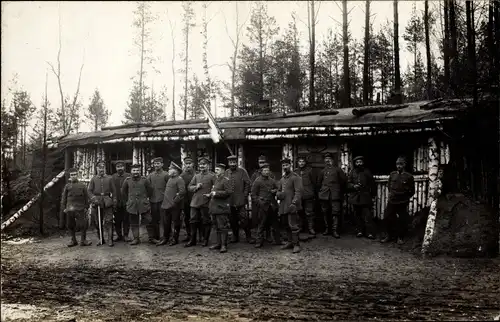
[1,1,435,133]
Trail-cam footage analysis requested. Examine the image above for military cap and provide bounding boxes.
[183,156,193,163]
[215,163,226,170]
[396,156,407,164]
[95,160,106,167]
[115,160,125,166]
[199,157,210,165]
[169,161,182,172]
[260,163,270,169]
[323,152,333,159]
[258,155,267,161]
[353,156,364,162]
[227,155,237,161]
[152,157,164,163]
[131,164,142,169]
[297,155,307,161]
[281,158,292,164]
[68,167,78,173]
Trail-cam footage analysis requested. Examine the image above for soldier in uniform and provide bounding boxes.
[276,158,303,253]
[60,167,92,247]
[180,156,195,242]
[158,162,186,246]
[111,160,131,242]
[347,156,376,239]
[186,157,216,247]
[147,157,169,242]
[225,155,253,243]
[318,152,347,238]
[88,160,117,246]
[251,163,282,248]
[122,164,154,245]
[208,163,233,253]
[381,156,415,245]
[296,155,317,238]
[250,155,275,243]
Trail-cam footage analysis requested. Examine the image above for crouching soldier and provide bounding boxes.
[158,162,186,246]
[186,157,216,247]
[208,163,233,253]
[61,168,92,247]
[88,160,117,246]
[348,156,376,239]
[252,163,282,248]
[122,164,154,245]
[381,156,415,245]
[276,158,303,253]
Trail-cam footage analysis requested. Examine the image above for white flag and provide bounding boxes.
[201,104,222,143]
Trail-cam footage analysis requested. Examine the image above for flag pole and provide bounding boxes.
[201,104,234,156]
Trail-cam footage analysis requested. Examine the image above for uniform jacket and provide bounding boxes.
[318,166,347,201]
[122,176,154,214]
[251,176,279,211]
[61,181,89,212]
[188,171,216,208]
[147,169,169,203]
[250,168,275,184]
[277,171,303,214]
[225,167,251,207]
[295,166,316,200]
[208,174,233,215]
[388,170,415,204]
[180,169,195,204]
[347,167,376,206]
[111,172,131,207]
[161,175,186,210]
[87,174,117,208]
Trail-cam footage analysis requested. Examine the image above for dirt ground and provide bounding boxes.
[1,229,500,322]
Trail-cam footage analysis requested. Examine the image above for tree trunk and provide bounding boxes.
[309,0,316,111]
[443,0,450,96]
[466,1,477,106]
[393,0,402,103]
[139,6,145,122]
[425,0,432,100]
[171,29,176,121]
[449,0,458,96]
[184,22,189,120]
[363,0,370,105]
[258,17,264,104]
[342,0,350,108]
[39,74,49,236]
[493,0,500,95]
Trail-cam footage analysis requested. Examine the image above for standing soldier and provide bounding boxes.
[186,157,216,247]
[347,156,376,239]
[296,155,317,238]
[88,160,117,246]
[318,152,347,239]
[180,156,196,242]
[250,155,275,243]
[122,164,154,245]
[208,163,233,253]
[276,158,303,253]
[60,167,92,247]
[381,156,415,245]
[147,157,169,243]
[158,162,186,246]
[225,155,253,243]
[251,163,282,248]
[112,160,131,242]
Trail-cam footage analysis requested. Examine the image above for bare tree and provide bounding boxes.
[38,72,49,235]
[443,0,450,96]
[166,10,177,120]
[424,0,432,100]
[181,2,196,120]
[363,0,371,105]
[307,1,320,110]
[342,0,351,108]
[393,0,402,103]
[466,1,477,106]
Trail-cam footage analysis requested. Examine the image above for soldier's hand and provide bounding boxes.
[276,192,285,200]
[289,204,297,213]
[270,189,277,194]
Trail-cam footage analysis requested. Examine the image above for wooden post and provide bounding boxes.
[237,144,244,169]
[282,143,294,169]
[422,137,442,255]
[180,144,188,167]
[340,142,350,174]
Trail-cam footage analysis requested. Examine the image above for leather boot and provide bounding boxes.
[220,231,228,253]
[307,218,316,238]
[185,224,197,247]
[67,230,78,247]
[292,233,301,253]
[107,226,114,247]
[114,233,123,242]
[130,226,140,245]
[182,220,191,242]
[230,226,239,243]
[273,229,284,245]
[245,229,255,244]
[198,226,204,243]
[202,225,211,247]
[209,232,222,250]
[80,230,92,246]
[332,217,340,239]
[169,228,180,246]
[123,222,131,242]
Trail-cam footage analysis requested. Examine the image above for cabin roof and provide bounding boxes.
[52,99,472,148]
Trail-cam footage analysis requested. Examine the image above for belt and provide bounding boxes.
[97,193,111,196]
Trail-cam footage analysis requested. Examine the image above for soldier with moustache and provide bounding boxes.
[157,162,186,246]
[225,155,253,244]
[147,157,169,242]
[122,164,154,245]
[381,156,415,245]
[208,163,233,253]
[318,152,347,239]
[347,156,376,239]
[111,160,131,242]
[60,167,92,247]
[88,160,117,246]
[296,155,317,238]
[180,156,196,242]
[186,157,216,247]
[250,155,275,243]
[276,158,303,253]
[251,163,282,248]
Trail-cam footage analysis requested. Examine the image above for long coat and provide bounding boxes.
[251,176,279,211]
[347,167,376,206]
[188,171,216,208]
[112,172,131,207]
[122,176,153,214]
[277,172,303,215]
[161,175,186,210]
[318,166,347,201]
[225,167,251,207]
[208,175,233,215]
[87,174,117,208]
[180,169,195,204]
[61,181,89,212]
[388,171,415,204]
[147,170,169,203]
[295,167,316,200]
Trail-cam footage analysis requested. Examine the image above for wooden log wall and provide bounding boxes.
[282,143,294,170]
[340,143,351,174]
[237,144,244,169]
[73,146,98,183]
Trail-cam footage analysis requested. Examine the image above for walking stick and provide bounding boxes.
[98,205,103,244]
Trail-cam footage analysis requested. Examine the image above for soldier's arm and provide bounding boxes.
[110,177,118,203]
[121,179,129,202]
[407,175,415,198]
[83,186,90,208]
[87,178,95,199]
[175,178,186,203]
[251,178,260,202]
[292,177,303,205]
[368,170,376,197]
[242,169,251,197]
[60,184,68,211]
[338,168,348,193]
[347,170,355,191]
[145,179,154,198]
[276,180,285,200]
[188,175,198,192]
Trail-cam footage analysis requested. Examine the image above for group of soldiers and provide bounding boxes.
[60,152,415,254]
